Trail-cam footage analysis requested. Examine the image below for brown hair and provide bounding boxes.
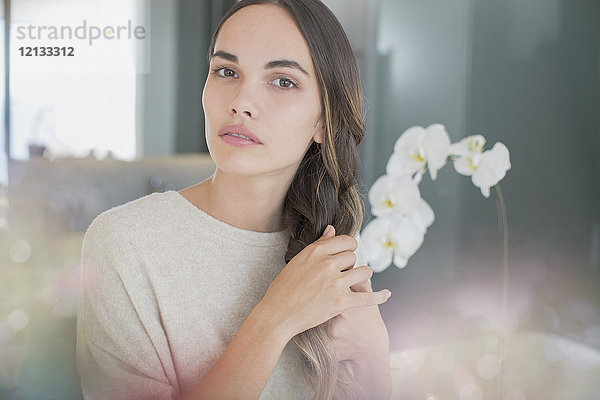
[207,1,367,398]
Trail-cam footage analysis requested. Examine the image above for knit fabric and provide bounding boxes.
[76,190,368,399]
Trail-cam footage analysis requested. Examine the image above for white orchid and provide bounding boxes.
[361,215,425,271]
[450,136,511,198]
[386,124,451,183]
[368,174,434,234]
[449,134,486,156]
[361,125,511,272]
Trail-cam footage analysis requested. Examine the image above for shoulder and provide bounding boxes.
[84,191,169,239]
[82,191,174,261]
[80,194,175,292]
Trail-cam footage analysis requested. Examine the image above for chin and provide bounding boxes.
[212,155,265,176]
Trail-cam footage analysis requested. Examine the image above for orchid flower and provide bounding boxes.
[361,215,425,271]
[362,125,510,272]
[450,136,511,198]
[368,174,434,234]
[386,124,451,184]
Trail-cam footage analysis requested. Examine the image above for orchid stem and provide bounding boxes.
[493,184,509,399]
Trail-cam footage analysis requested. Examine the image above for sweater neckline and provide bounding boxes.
[164,190,290,248]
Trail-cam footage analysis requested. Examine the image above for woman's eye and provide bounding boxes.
[212,67,297,90]
[212,67,237,78]
[272,77,297,89]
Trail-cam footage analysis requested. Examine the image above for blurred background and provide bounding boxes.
[1,0,598,399]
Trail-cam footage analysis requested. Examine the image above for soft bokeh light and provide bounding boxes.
[9,239,32,263]
[387,239,600,398]
[7,309,29,331]
[459,383,483,400]
[432,346,456,374]
[476,353,501,380]
[454,372,481,400]
[505,388,526,400]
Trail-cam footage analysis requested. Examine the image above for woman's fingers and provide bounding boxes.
[350,266,373,292]
[313,234,358,257]
[329,250,357,272]
[340,265,373,288]
[346,290,391,309]
[350,278,372,293]
[264,224,385,335]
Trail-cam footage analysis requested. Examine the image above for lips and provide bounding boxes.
[218,125,262,144]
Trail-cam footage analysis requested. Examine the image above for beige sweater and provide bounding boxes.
[76,190,368,399]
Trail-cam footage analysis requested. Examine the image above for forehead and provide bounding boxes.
[214,4,315,74]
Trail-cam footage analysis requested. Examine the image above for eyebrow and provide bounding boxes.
[212,50,310,77]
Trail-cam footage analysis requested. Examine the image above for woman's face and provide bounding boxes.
[203,4,323,180]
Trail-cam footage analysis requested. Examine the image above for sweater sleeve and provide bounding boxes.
[76,214,179,400]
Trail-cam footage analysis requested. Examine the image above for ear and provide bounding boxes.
[313,119,325,144]
[313,130,324,144]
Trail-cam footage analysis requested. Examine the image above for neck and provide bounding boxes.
[190,170,291,233]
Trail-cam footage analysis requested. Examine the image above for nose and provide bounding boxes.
[229,84,258,119]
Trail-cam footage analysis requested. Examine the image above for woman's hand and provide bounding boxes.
[326,226,392,400]
[331,279,392,400]
[329,277,390,365]
[258,225,392,341]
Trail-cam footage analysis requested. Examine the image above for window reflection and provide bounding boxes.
[9,0,142,160]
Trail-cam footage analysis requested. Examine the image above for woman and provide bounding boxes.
[76,0,392,399]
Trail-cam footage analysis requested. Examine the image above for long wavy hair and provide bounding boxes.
[208,1,367,398]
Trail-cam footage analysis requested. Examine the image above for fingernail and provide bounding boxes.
[322,225,331,236]
[385,290,392,298]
